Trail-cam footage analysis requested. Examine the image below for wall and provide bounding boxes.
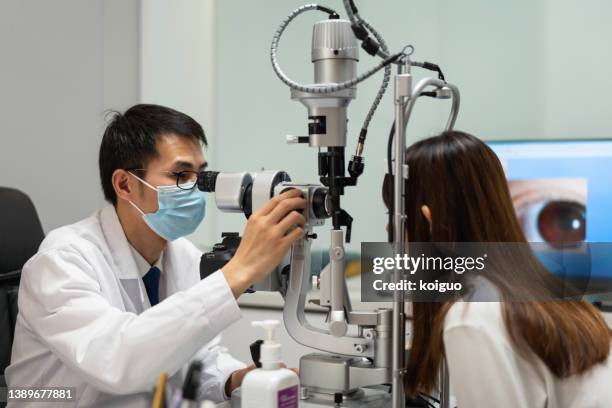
[139,0,217,249]
[137,0,612,250]
[0,0,140,233]
[210,0,612,252]
[211,0,612,361]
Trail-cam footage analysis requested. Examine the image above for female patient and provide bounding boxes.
[382,131,612,407]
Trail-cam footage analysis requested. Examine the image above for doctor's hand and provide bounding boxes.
[225,364,256,397]
[222,188,306,297]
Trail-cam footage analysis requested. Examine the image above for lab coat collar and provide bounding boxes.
[99,205,142,281]
[99,205,196,302]
[162,239,199,294]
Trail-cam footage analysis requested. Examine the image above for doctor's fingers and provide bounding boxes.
[275,210,306,235]
[280,225,305,249]
[255,188,304,217]
[266,196,307,224]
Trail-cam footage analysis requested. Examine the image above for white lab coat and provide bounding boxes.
[6,205,246,407]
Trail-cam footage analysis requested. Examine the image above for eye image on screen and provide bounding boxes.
[488,140,612,280]
[508,178,587,248]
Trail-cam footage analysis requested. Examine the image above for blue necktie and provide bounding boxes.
[142,266,161,306]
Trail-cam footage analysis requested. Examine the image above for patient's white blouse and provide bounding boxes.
[444,301,612,408]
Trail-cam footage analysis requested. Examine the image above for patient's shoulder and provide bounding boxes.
[444,301,506,334]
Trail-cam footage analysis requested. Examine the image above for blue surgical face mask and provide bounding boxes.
[128,172,206,241]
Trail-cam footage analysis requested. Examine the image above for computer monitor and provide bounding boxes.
[488,139,612,288]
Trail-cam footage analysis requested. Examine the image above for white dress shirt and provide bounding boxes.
[444,301,612,407]
[128,244,165,302]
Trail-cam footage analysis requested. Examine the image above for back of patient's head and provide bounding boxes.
[99,104,207,206]
[383,130,525,243]
[391,131,611,397]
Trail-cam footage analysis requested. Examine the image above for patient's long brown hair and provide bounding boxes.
[382,131,611,396]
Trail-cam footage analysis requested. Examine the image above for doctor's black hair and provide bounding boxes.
[99,104,207,205]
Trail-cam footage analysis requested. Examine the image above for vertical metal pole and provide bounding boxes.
[392,60,411,408]
[329,229,348,337]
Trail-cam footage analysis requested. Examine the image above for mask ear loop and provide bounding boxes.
[127,171,157,215]
[128,200,146,216]
[128,171,158,191]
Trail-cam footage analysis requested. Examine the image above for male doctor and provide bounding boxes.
[6,104,306,407]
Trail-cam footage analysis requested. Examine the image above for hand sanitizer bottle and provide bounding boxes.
[241,320,300,408]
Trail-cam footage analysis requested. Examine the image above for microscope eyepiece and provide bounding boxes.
[312,187,331,219]
[198,171,219,192]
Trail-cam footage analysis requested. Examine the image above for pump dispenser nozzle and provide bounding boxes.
[252,320,280,341]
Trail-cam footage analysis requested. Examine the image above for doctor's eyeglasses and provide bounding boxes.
[126,168,199,190]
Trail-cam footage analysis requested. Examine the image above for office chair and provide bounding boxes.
[0,187,44,391]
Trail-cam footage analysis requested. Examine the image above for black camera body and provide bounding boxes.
[200,232,255,293]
